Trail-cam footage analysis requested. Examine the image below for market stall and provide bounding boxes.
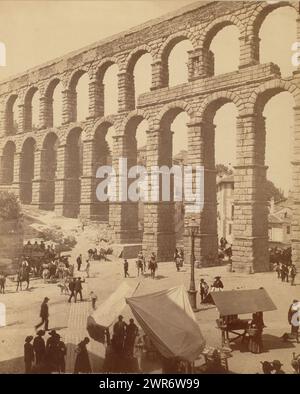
[202,288,277,347]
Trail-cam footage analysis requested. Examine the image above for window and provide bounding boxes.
[228,224,232,235]
[287,226,291,235]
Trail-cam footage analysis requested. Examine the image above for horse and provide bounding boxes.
[16,266,30,291]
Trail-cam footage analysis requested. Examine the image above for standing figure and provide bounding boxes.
[138,251,146,272]
[248,312,265,354]
[56,334,67,373]
[148,253,157,279]
[288,299,300,343]
[274,262,281,279]
[281,264,287,282]
[75,277,85,302]
[85,260,90,278]
[136,259,143,277]
[0,273,6,294]
[124,260,129,278]
[199,279,209,302]
[290,264,297,286]
[68,278,76,303]
[35,297,49,331]
[124,318,138,357]
[74,337,92,374]
[175,255,181,272]
[112,315,127,354]
[33,330,46,367]
[76,254,82,272]
[90,291,97,310]
[24,336,34,374]
[45,330,59,373]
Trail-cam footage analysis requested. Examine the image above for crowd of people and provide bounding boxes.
[24,329,66,374]
[123,251,158,279]
[14,233,300,375]
[24,329,92,374]
[273,261,297,285]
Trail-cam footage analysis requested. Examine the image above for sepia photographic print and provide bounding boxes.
[0,0,300,378]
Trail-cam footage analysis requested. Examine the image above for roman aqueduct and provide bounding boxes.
[0,1,299,272]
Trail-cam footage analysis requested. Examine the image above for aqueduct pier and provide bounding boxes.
[0,1,300,272]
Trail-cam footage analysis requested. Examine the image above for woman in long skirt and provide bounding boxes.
[74,337,92,374]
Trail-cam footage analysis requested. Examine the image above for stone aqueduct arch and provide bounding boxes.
[0,1,300,272]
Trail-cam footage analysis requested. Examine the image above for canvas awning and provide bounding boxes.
[126,285,205,362]
[202,288,276,316]
[87,281,139,343]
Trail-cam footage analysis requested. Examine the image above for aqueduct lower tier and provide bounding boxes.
[0,1,300,272]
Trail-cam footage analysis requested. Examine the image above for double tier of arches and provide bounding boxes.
[0,1,299,269]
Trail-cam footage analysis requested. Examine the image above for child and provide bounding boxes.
[90,291,97,310]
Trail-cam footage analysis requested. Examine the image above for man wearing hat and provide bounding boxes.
[68,277,77,303]
[113,315,127,354]
[33,330,46,367]
[35,297,49,331]
[24,336,34,374]
[55,333,67,373]
[46,330,58,372]
[211,276,224,291]
[199,279,209,302]
[124,318,138,357]
[124,260,129,278]
[75,277,85,302]
[272,360,285,374]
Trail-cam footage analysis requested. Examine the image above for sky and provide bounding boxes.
[0,1,297,194]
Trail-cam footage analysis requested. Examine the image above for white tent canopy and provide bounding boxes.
[87,281,138,343]
[126,285,205,362]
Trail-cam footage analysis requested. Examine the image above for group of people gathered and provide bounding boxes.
[123,251,158,279]
[24,329,66,374]
[198,276,224,302]
[274,261,297,285]
[24,330,92,374]
[111,315,139,358]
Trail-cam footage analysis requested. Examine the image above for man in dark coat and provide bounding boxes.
[199,279,209,302]
[24,336,34,374]
[68,278,76,303]
[33,330,46,366]
[35,297,49,331]
[124,260,129,278]
[75,277,85,302]
[112,315,127,354]
[74,337,91,374]
[45,330,59,372]
[76,254,82,271]
[124,318,138,357]
[56,333,67,373]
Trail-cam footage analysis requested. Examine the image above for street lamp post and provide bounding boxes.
[187,218,198,311]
